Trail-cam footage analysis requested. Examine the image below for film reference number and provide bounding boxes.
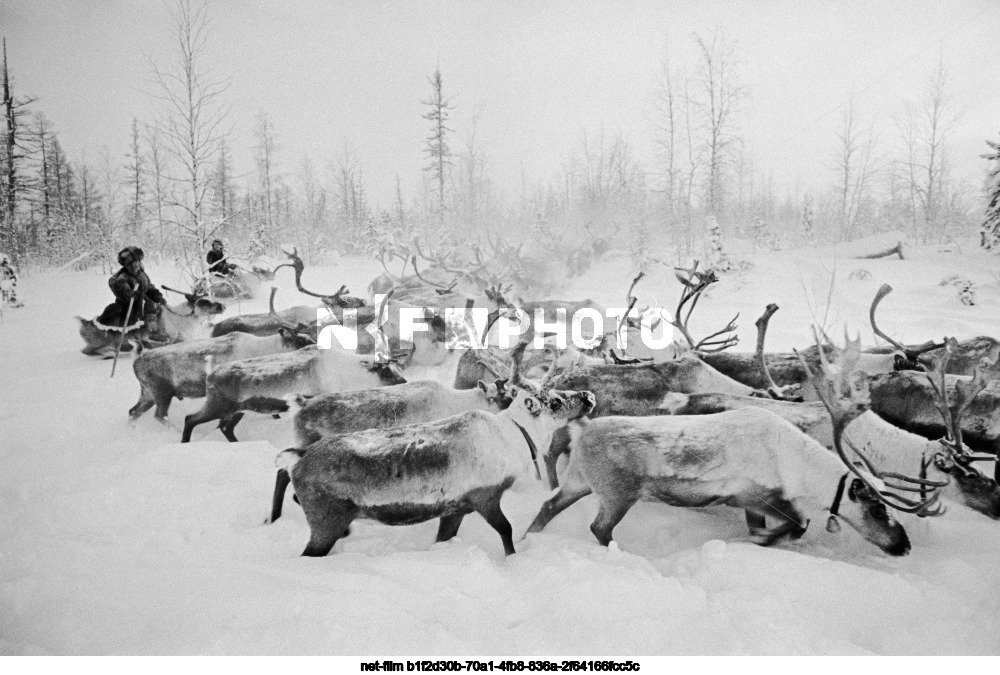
[360,661,640,672]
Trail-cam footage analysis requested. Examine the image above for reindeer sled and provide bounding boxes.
[192,266,263,300]
[77,286,225,358]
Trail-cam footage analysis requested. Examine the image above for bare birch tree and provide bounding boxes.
[691,30,747,217]
[829,100,879,241]
[652,46,682,222]
[895,53,963,243]
[147,0,230,275]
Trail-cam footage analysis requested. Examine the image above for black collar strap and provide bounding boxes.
[827,472,849,533]
[513,421,542,481]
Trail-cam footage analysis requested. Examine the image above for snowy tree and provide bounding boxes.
[706,214,732,271]
[801,194,815,244]
[253,111,278,234]
[981,133,1000,251]
[422,67,454,220]
[1,37,37,261]
[124,118,145,241]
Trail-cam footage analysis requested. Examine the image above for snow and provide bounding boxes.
[2,243,1000,655]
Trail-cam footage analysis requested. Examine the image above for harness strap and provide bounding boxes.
[513,421,543,481]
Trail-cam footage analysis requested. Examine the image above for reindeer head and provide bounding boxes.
[798,328,946,555]
[506,340,596,423]
[189,292,226,318]
[922,338,1000,519]
[268,287,317,348]
[834,477,912,556]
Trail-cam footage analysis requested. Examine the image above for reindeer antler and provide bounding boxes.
[796,327,948,516]
[870,285,945,365]
[922,338,993,458]
[754,304,800,400]
[668,262,739,353]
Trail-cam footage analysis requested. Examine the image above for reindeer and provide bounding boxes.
[661,325,1000,519]
[129,289,316,422]
[536,355,761,487]
[525,334,945,556]
[274,354,596,557]
[279,245,367,312]
[180,307,455,443]
[77,289,225,358]
[869,344,1000,470]
[211,248,367,340]
[268,345,548,523]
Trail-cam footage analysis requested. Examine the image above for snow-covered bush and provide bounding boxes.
[939,273,977,306]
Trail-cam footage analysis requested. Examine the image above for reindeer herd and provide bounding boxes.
[78,241,1000,560]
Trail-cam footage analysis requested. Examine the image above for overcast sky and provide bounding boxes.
[2,0,998,208]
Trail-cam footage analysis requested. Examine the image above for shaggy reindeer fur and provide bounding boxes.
[181,346,408,442]
[182,314,452,443]
[701,346,903,393]
[870,372,1000,455]
[211,305,319,338]
[267,380,513,522]
[277,387,596,557]
[660,394,1000,518]
[129,330,314,421]
[527,408,912,556]
[528,355,759,488]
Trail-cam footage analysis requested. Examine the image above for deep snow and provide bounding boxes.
[2,242,1000,655]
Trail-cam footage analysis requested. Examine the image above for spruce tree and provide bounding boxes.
[981,133,1000,251]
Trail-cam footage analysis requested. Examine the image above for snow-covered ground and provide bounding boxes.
[2,242,1000,655]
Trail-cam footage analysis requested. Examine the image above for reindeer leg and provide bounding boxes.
[435,514,466,542]
[300,498,357,557]
[218,413,245,442]
[267,468,291,524]
[545,426,572,489]
[153,392,173,421]
[469,485,516,556]
[129,387,156,421]
[182,396,231,443]
[525,461,592,536]
[745,511,766,530]
[747,499,808,546]
[590,492,639,547]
